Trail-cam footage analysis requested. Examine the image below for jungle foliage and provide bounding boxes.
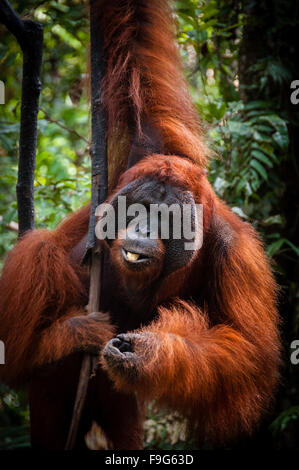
[0,0,298,450]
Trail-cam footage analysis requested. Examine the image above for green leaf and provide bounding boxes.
[267,238,299,257]
[263,215,283,226]
[3,52,18,67]
[227,120,250,136]
[251,150,273,168]
[244,101,273,110]
[267,239,285,257]
[273,131,289,150]
[284,240,299,256]
[251,145,279,163]
[0,44,8,59]
[250,159,268,180]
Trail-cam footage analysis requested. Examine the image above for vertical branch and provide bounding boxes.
[0,0,43,237]
[17,21,43,237]
[87,0,108,250]
[65,0,108,450]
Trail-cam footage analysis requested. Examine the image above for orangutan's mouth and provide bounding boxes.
[122,248,151,264]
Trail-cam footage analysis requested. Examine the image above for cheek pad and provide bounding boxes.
[106,178,199,275]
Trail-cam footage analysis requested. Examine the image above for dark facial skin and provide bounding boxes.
[106,177,199,291]
[102,177,199,369]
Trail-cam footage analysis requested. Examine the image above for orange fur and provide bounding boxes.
[95,0,209,187]
[0,206,114,386]
[0,0,281,449]
[101,157,281,444]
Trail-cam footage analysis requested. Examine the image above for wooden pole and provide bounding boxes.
[65,0,107,450]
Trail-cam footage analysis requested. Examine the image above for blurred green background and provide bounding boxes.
[0,0,298,450]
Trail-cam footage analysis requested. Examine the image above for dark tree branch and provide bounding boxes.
[0,0,43,237]
[65,0,108,450]
[40,107,90,145]
[87,0,108,251]
[0,0,25,43]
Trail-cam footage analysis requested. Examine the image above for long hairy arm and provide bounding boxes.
[0,206,113,385]
[102,210,281,443]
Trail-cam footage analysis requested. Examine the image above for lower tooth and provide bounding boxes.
[126,251,139,261]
